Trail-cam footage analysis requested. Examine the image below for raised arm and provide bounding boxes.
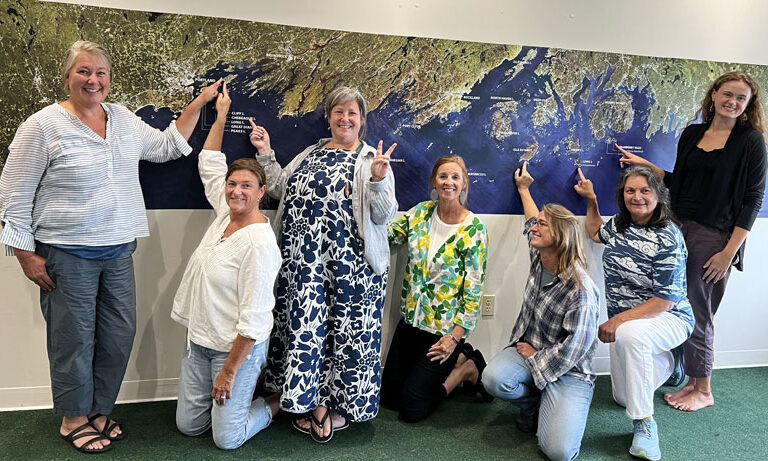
[249,119,291,200]
[515,161,539,219]
[573,168,603,243]
[175,79,223,140]
[197,82,232,214]
[616,144,665,179]
[368,140,398,225]
[203,82,230,151]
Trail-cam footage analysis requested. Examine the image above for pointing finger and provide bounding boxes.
[615,144,631,156]
[577,167,587,181]
[249,118,258,130]
[521,161,528,174]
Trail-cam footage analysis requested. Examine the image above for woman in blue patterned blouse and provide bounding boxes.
[575,165,694,461]
[483,162,600,461]
[249,87,398,443]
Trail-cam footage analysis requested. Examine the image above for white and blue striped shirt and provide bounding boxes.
[0,103,191,251]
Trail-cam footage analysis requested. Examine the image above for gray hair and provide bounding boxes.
[614,165,677,232]
[323,86,368,140]
[61,41,113,91]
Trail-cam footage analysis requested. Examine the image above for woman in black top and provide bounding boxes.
[618,71,767,412]
[619,72,766,411]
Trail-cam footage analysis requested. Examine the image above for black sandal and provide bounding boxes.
[61,422,113,454]
[468,349,494,403]
[310,409,333,443]
[293,415,349,435]
[88,413,125,441]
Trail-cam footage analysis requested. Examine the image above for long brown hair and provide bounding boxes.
[695,71,766,134]
[531,203,588,288]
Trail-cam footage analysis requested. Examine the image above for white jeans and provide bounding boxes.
[609,312,691,420]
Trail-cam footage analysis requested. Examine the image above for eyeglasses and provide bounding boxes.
[532,219,549,228]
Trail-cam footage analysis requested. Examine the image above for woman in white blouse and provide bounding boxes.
[172,83,282,450]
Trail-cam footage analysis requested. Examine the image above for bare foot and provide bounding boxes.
[664,383,694,406]
[87,413,123,440]
[60,417,110,451]
[673,389,714,411]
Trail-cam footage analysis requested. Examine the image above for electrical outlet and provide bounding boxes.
[481,295,495,316]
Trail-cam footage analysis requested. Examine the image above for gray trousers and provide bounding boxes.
[37,241,137,417]
[680,221,731,378]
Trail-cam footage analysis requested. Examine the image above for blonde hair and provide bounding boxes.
[532,203,587,288]
[61,41,113,92]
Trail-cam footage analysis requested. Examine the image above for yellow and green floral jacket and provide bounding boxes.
[388,200,488,336]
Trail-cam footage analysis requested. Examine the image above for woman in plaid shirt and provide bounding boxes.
[483,162,600,461]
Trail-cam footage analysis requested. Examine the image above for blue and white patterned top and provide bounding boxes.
[598,217,695,330]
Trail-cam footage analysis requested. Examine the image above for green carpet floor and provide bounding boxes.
[2,367,766,460]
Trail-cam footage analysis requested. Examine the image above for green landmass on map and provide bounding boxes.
[2,0,768,173]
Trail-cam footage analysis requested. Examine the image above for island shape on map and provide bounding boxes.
[2,1,767,215]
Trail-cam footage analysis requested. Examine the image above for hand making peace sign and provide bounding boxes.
[371,140,397,182]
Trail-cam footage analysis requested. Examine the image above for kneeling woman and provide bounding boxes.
[172,84,282,450]
[574,166,694,461]
[483,162,599,461]
[381,155,490,422]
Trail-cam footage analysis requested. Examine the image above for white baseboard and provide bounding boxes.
[592,349,768,375]
[2,350,766,411]
[0,378,179,412]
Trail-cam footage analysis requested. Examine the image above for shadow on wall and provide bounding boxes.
[130,210,213,399]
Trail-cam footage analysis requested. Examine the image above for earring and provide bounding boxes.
[459,189,468,206]
[739,112,748,122]
[430,187,438,202]
[709,101,714,113]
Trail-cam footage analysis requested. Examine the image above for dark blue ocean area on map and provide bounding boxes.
[138,53,768,217]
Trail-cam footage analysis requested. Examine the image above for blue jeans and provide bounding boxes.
[176,340,271,450]
[37,241,137,417]
[483,347,594,461]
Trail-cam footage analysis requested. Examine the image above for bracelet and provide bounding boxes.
[447,334,460,345]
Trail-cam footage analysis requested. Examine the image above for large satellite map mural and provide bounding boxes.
[2,1,767,215]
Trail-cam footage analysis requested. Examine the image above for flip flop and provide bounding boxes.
[88,413,125,441]
[61,422,113,454]
[292,415,349,435]
[310,409,333,443]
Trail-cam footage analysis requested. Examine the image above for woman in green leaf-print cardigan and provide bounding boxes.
[380,155,490,422]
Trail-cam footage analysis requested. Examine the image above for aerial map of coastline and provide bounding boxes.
[2,0,767,215]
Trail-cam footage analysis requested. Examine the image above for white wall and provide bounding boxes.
[2,0,768,410]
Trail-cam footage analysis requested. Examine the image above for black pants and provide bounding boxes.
[380,319,463,422]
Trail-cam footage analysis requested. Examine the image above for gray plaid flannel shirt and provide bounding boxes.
[506,217,600,390]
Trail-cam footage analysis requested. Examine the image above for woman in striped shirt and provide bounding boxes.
[0,41,220,454]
